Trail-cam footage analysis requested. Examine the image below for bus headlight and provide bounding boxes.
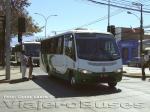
[79,69,92,74]
[114,68,122,73]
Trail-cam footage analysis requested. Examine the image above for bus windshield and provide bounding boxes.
[75,33,120,61]
[24,44,40,57]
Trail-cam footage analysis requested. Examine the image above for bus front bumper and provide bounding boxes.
[73,71,122,84]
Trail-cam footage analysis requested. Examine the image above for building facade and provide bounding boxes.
[115,27,150,64]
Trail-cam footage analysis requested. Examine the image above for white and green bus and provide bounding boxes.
[14,41,41,66]
[40,29,123,87]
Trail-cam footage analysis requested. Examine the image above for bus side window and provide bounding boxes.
[64,34,76,61]
[50,38,59,54]
[57,36,64,54]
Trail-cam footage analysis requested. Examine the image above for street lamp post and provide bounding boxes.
[127,3,145,80]
[34,13,57,38]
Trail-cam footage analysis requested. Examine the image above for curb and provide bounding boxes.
[0,80,10,83]
[123,73,150,78]
[0,75,36,84]
[0,78,32,84]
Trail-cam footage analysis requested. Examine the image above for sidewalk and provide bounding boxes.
[0,66,29,83]
[123,65,150,78]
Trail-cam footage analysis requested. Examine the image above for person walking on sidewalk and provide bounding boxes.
[148,56,150,71]
[21,51,28,79]
[142,51,149,80]
[28,56,33,80]
[147,55,150,70]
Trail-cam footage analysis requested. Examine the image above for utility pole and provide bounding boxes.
[108,0,110,26]
[129,2,145,80]
[140,4,145,80]
[5,0,11,80]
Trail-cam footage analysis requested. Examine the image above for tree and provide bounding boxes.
[11,0,42,35]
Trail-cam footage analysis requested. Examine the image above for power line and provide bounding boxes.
[56,0,150,33]
[86,0,150,13]
[56,9,124,33]
[79,9,124,27]
[92,0,150,8]
[87,0,150,11]
[109,1,150,11]
[99,0,132,6]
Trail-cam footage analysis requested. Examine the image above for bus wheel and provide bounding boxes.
[47,67,52,78]
[37,62,40,67]
[108,82,117,88]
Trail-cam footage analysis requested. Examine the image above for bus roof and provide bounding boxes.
[22,41,40,44]
[69,29,112,34]
[145,47,150,50]
[42,29,113,41]
[15,41,40,47]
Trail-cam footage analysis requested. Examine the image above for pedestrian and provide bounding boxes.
[28,56,33,80]
[148,56,150,71]
[21,51,28,79]
[142,51,149,80]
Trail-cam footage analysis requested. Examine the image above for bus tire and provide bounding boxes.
[47,66,52,78]
[108,82,117,88]
[37,61,40,67]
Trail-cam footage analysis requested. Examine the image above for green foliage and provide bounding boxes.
[11,0,42,35]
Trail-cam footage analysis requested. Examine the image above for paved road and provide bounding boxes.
[0,67,150,112]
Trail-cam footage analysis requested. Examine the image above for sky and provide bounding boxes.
[27,0,150,36]
[11,0,150,46]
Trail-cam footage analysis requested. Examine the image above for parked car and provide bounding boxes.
[127,57,143,67]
